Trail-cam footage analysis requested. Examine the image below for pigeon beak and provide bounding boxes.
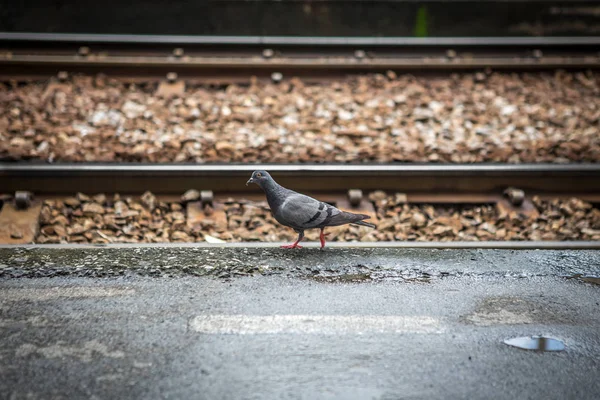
[246,178,254,186]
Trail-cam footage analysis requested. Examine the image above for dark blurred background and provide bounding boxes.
[1,0,598,37]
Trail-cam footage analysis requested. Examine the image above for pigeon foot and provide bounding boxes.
[281,244,303,249]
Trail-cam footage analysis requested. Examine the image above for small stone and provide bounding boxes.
[368,191,387,202]
[50,215,69,226]
[171,231,192,241]
[76,193,90,202]
[93,194,107,204]
[582,228,600,236]
[376,219,396,231]
[394,193,408,204]
[64,197,80,207]
[215,142,235,152]
[181,189,201,203]
[82,202,105,215]
[479,222,497,234]
[122,100,147,119]
[204,234,226,243]
[37,235,60,244]
[431,226,452,236]
[170,211,185,221]
[114,201,129,216]
[410,212,427,228]
[141,191,157,210]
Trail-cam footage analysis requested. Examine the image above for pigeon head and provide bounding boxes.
[246,170,274,187]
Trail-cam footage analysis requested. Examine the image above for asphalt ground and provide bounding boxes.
[1,245,599,399]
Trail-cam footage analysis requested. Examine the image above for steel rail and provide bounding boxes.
[2,33,600,46]
[2,163,599,195]
[1,33,599,77]
[2,55,598,69]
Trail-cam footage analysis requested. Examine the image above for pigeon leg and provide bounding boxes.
[281,231,304,249]
[319,228,329,249]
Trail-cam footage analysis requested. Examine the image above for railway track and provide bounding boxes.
[1,34,599,80]
[1,163,599,247]
[1,34,599,248]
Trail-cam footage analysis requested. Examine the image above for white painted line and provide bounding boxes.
[190,315,444,334]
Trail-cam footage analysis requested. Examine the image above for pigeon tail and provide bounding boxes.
[326,211,375,228]
[353,219,376,229]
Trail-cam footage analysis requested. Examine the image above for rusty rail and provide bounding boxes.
[1,163,600,197]
[1,34,599,79]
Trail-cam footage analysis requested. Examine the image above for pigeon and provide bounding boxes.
[246,170,375,249]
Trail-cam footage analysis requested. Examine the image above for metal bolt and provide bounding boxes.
[271,72,283,83]
[200,190,214,207]
[348,189,363,207]
[503,187,525,207]
[262,48,274,59]
[57,71,69,81]
[78,46,90,56]
[446,49,457,59]
[166,72,178,83]
[173,48,184,57]
[532,49,543,59]
[354,50,366,59]
[15,191,32,210]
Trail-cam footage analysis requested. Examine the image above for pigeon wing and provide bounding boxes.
[275,193,340,230]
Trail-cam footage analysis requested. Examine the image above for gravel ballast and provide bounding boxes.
[1,71,599,163]
[33,192,600,244]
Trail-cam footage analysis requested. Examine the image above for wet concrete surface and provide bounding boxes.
[1,246,600,399]
[1,245,599,280]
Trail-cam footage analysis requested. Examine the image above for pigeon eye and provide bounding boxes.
[256,173,262,177]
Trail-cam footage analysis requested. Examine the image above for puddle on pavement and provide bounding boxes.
[396,273,432,283]
[566,274,600,286]
[309,272,433,284]
[504,336,565,352]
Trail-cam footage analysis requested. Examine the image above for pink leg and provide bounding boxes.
[281,231,304,249]
[319,228,329,249]
[281,239,302,249]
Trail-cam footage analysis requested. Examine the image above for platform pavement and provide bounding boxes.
[1,245,599,399]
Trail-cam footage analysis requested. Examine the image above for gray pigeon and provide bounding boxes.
[246,170,375,248]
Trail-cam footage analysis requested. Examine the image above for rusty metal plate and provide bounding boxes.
[187,201,228,234]
[0,200,42,244]
[496,197,540,220]
[155,80,185,97]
